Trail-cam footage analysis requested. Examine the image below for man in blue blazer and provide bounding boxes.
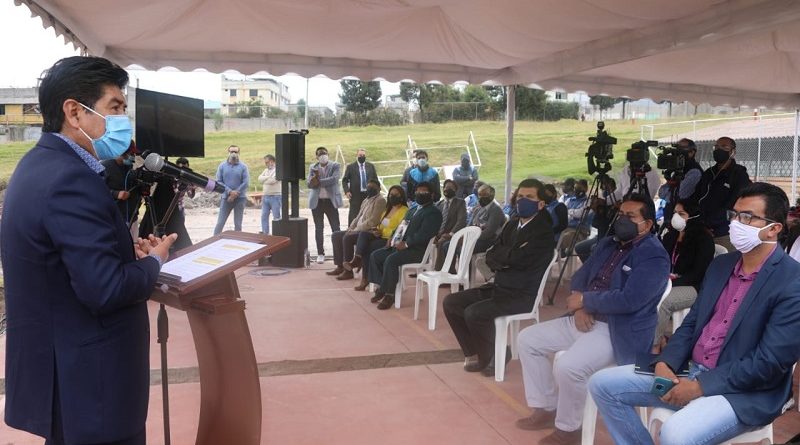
[589,182,800,445]
[1,56,175,444]
[307,146,343,264]
[515,195,670,445]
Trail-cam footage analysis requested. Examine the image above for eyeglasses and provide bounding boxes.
[726,210,775,225]
[713,145,733,151]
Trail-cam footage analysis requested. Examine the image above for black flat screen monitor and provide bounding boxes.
[134,88,204,158]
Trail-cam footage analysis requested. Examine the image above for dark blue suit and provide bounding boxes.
[572,234,670,365]
[1,133,160,442]
[659,247,800,426]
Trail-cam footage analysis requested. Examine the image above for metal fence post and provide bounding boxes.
[793,109,799,204]
[756,115,763,181]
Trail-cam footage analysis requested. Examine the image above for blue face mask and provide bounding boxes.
[78,103,133,160]
[517,197,540,218]
[417,158,428,168]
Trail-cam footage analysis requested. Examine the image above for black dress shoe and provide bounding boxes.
[370,289,385,303]
[480,347,512,377]
[464,361,488,372]
[376,295,395,310]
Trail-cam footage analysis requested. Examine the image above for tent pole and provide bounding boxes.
[505,85,515,204]
[793,108,799,204]
[304,78,310,129]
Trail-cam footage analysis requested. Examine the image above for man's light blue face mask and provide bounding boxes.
[78,102,132,160]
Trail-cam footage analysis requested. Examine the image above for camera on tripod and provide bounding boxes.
[586,121,617,175]
[656,143,688,180]
[129,166,163,188]
[627,140,658,173]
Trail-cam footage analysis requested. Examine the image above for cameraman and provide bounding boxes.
[101,140,141,235]
[657,138,703,225]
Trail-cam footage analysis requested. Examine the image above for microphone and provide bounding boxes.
[144,153,226,194]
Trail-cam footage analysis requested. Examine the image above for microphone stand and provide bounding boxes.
[149,180,187,445]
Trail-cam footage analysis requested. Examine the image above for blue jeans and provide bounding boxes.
[588,364,758,445]
[261,195,282,234]
[214,196,246,235]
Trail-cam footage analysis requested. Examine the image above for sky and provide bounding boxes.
[0,0,398,110]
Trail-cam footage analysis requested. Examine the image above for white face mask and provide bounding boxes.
[729,220,777,253]
[318,154,329,164]
[670,213,697,232]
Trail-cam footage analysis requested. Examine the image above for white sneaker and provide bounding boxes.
[316,254,325,264]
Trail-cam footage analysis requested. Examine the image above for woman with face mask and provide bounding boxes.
[652,199,716,349]
[348,186,409,291]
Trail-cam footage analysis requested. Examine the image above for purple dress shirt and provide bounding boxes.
[692,245,776,368]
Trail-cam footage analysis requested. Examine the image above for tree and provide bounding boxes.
[339,80,381,114]
[515,86,547,120]
[296,98,306,118]
[589,95,619,119]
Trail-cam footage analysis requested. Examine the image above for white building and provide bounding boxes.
[221,76,291,112]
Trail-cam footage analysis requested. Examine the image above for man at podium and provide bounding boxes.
[1,56,176,444]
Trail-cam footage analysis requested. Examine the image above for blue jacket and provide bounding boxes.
[572,234,670,365]
[659,248,800,426]
[215,160,250,200]
[1,133,160,442]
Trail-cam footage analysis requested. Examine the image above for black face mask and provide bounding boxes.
[415,192,432,205]
[575,190,586,198]
[443,189,456,199]
[365,187,379,198]
[713,149,731,164]
[358,156,366,164]
[388,195,403,206]
[614,216,642,242]
[478,197,492,207]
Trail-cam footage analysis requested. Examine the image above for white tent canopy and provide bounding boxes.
[15,0,800,108]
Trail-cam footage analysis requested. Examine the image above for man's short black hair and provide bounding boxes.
[39,56,129,133]
[415,181,432,192]
[517,178,545,196]
[738,182,789,227]
[718,136,737,149]
[176,157,189,166]
[623,194,656,222]
[316,146,328,155]
[443,179,455,189]
[543,184,558,203]
[415,150,428,159]
[678,138,697,151]
[563,178,576,187]
[367,179,381,187]
[264,154,276,161]
[576,179,589,189]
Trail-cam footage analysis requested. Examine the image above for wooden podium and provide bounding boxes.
[150,231,290,445]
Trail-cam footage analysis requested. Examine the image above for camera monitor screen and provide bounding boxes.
[133,88,204,158]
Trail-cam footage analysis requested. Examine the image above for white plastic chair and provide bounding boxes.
[648,408,773,444]
[469,252,488,287]
[392,238,437,309]
[414,226,482,330]
[714,243,728,257]
[493,251,558,382]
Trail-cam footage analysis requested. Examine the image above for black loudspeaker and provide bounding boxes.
[271,218,308,268]
[275,133,306,181]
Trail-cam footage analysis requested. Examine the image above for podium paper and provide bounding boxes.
[160,239,263,282]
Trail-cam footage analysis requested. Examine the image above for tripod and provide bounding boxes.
[549,171,616,305]
[625,164,651,200]
[138,180,189,445]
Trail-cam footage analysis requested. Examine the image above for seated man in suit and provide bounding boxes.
[443,178,555,376]
[515,194,670,445]
[434,179,467,270]
[369,181,443,310]
[589,183,800,445]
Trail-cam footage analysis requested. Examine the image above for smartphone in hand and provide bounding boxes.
[651,376,676,397]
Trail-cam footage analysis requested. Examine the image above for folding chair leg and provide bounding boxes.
[413,281,423,320]
[509,320,520,359]
[494,318,509,382]
[428,279,439,330]
[394,280,403,309]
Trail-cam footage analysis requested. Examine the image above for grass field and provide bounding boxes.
[0,118,707,198]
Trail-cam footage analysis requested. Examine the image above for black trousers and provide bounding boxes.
[311,198,340,255]
[443,284,534,365]
[368,246,424,295]
[332,230,360,266]
[355,231,387,276]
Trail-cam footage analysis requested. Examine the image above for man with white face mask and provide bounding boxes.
[307,146,343,263]
[213,144,250,235]
[590,182,800,445]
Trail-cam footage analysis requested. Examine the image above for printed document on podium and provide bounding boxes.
[160,239,262,282]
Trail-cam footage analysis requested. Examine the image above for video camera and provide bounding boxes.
[586,121,617,175]
[129,166,163,186]
[627,140,657,172]
[656,143,689,180]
